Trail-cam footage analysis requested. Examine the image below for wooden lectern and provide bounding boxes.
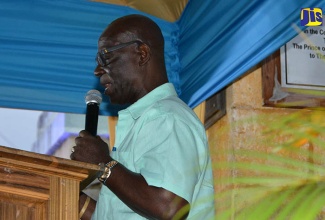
[0,145,99,220]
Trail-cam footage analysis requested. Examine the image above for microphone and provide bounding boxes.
[84,90,103,136]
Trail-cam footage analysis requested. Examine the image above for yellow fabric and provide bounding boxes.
[92,0,188,22]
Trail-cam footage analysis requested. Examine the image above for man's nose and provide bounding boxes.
[94,65,105,77]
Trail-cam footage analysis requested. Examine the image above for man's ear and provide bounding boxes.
[138,43,151,66]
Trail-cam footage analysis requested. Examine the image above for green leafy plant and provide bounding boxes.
[215,104,325,220]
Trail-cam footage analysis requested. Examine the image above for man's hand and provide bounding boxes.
[70,130,111,164]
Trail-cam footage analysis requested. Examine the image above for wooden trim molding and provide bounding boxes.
[262,49,325,108]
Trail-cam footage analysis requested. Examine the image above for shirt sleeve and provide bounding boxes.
[134,114,207,203]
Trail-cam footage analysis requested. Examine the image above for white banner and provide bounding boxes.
[281,25,325,90]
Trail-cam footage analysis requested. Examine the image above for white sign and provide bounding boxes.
[280,26,325,91]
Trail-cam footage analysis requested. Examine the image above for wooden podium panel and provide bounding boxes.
[0,145,99,220]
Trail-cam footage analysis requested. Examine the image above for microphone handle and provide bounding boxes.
[85,102,99,136]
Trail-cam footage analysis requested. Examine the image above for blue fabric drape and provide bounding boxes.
[178,0,325,107]
[0,0,324,115]
[0,0,179,115]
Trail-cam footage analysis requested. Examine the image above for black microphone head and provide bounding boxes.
[85,90,102,105]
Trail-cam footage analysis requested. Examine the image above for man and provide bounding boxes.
[71,14,215,220]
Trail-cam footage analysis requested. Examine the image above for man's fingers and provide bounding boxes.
[79,130,91,137]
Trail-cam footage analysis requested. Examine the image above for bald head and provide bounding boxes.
[100,14,165,60]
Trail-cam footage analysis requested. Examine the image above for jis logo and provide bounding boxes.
[300,8,323,26]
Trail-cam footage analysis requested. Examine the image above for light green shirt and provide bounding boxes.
[92,83,215,219]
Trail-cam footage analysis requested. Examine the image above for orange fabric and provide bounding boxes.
[91,0,188,22]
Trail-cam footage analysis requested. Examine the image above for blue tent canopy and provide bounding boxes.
[0,0,324,115]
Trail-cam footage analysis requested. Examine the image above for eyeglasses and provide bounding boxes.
[96,40,142,66]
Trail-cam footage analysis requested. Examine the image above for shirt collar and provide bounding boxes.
[119,83,177,119]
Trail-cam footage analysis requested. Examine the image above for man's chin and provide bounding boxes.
[109,97,126,106]
[108,98,118,105]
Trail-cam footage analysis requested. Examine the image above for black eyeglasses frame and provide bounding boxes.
[96,40,142,66]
